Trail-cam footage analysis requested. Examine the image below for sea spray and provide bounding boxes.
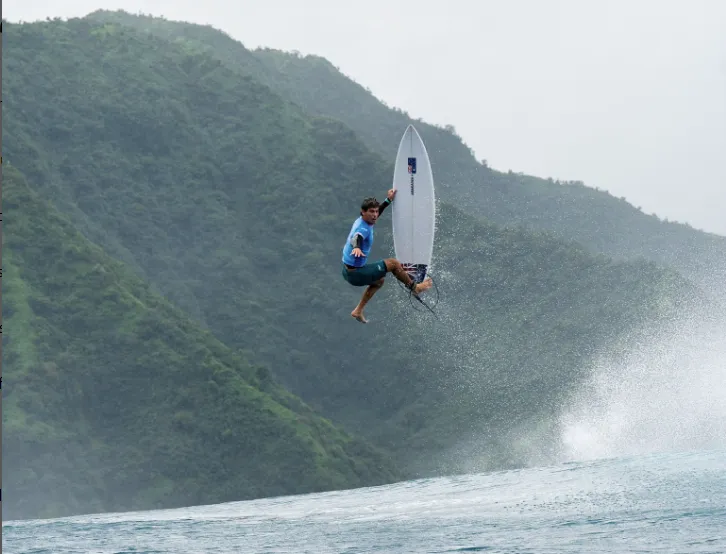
[558,301,726,462]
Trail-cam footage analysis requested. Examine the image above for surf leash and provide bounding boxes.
[398,273,440,318]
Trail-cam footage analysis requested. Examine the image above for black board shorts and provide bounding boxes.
[341,260,387,287]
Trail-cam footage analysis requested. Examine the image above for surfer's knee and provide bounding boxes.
[384,258,402,272]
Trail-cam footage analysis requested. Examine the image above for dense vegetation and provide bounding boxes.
[85,9,726,291]
[2,164,399,520]
[2,14,703,520]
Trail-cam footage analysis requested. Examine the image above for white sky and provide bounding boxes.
[6,0,726,236]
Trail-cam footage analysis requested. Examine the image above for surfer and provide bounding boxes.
[341,189,433,323]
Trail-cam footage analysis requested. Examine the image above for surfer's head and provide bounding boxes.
[360,197,380,224]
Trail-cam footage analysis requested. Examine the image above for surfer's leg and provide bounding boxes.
[351,278,384,323]
[384,258,433,294]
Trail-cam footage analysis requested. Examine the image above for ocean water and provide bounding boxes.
[4,448,725,554]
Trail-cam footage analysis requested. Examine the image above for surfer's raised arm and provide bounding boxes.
[378,189,396,215]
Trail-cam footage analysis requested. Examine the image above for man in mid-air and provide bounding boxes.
[341,189,433,323]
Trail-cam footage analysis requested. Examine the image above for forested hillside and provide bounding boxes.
[2,164,399,521]
[2,15,702,520]
[85,9,726,291]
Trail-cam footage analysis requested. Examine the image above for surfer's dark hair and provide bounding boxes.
[361,197,380,211]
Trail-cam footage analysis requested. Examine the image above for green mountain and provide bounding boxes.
[85,9,726,290]
[2,15,702,519]
[2,164,398,521]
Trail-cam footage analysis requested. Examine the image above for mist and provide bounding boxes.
[5,0,726,236]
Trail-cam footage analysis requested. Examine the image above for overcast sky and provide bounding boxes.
[7,0,726,236]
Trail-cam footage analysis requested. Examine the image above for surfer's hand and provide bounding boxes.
[352,248,363,257]
[387,189,396,201]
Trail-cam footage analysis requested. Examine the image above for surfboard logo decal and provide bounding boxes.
[408,157,416,195]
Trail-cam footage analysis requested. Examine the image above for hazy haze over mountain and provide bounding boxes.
[6,0,726,236]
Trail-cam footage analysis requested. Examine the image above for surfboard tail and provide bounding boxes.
[402,263,429,284]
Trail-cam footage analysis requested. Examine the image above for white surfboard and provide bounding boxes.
[391,124,436,284]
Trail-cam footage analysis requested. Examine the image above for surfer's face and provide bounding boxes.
[361,207,379,224]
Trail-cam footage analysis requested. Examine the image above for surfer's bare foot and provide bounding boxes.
[351,310,368,324]
[413,278,433,295]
